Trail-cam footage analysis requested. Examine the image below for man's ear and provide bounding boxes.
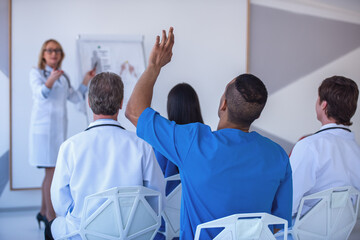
[119,99,124,110]
[220,98,227,112]
[321,100,328,111]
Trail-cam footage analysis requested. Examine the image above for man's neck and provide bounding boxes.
[217,119,250,132]
[320,118,337,126]
[93,114,118,121]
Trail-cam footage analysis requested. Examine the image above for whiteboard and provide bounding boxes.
[77,35,146,131]
[10,0,249,189]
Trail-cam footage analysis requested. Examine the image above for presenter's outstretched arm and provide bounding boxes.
[126,27,174,127]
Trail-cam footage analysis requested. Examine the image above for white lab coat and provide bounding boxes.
[290,123,360,216]
[28,65,86,167]
[50,119,166,239]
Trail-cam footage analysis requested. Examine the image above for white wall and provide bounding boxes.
[250,0,360,145]
[255,48,360,143]
[4,0,248,207]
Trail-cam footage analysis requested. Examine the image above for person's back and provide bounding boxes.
[49,72,165,240]
[164,122,291,239]
[52,120,163,229]
[290,76,360,216]
[291,126,360,195]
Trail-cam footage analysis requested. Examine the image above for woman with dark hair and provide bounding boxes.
[158,83,204,183]
[155,83,203,240]
[167,83,204,125]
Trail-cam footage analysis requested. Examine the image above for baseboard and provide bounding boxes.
[0,206,39,212]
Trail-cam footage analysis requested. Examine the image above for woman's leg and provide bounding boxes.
[40,176,47,216]
[44,167,56,221]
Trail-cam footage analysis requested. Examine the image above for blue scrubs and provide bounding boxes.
[138,108,292,240]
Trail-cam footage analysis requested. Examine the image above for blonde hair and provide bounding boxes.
[37,39,65,69]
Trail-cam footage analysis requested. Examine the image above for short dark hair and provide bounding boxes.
[225,74,267,126]
[167,83,204,124]
[89,72,124,115]
[318,76,358,126]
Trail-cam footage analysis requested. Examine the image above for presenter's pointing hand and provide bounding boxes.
[45,69,64,88]
[148,27,174,72]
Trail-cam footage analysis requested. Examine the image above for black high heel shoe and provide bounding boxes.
[36,212,49,229]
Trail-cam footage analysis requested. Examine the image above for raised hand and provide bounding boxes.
[125,27,175,127]
[148,27,175,72]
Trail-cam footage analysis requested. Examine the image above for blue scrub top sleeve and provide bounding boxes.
[137,108,197,170]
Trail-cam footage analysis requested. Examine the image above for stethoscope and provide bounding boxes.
[43,69,72,89]
[85,124,125,131]
[314,127,351,134]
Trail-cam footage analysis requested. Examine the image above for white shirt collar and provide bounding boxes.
[320,123,349,131]
[88,119,121,128]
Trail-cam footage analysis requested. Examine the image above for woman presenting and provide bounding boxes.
[29,39,95,227]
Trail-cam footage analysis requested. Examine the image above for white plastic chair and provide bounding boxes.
[279,186,360,240]
[56,186,162,240]
[161,174,181,240]
[194,213,288,240]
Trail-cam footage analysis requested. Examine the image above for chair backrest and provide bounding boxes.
[194,213,288,240]
[58,186,161,240]
[292,186,360,240]
[161,174,182,240]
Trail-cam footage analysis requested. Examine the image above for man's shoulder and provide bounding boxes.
[60,130,89,147]
[122,129,153,146]
[290,133,324,162]
[295,131,338,148]
[61,128,153,152]
[253,132,288,156]
[296,129,360,154]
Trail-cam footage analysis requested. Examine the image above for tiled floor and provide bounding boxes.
[0,209,359,240]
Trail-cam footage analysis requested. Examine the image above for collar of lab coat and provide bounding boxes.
[320,123,349,131]
[318,123,353,140]
[88,119,122,128]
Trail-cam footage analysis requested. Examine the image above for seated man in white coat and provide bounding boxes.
[47,72,166,240]
[290,76,360,217]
